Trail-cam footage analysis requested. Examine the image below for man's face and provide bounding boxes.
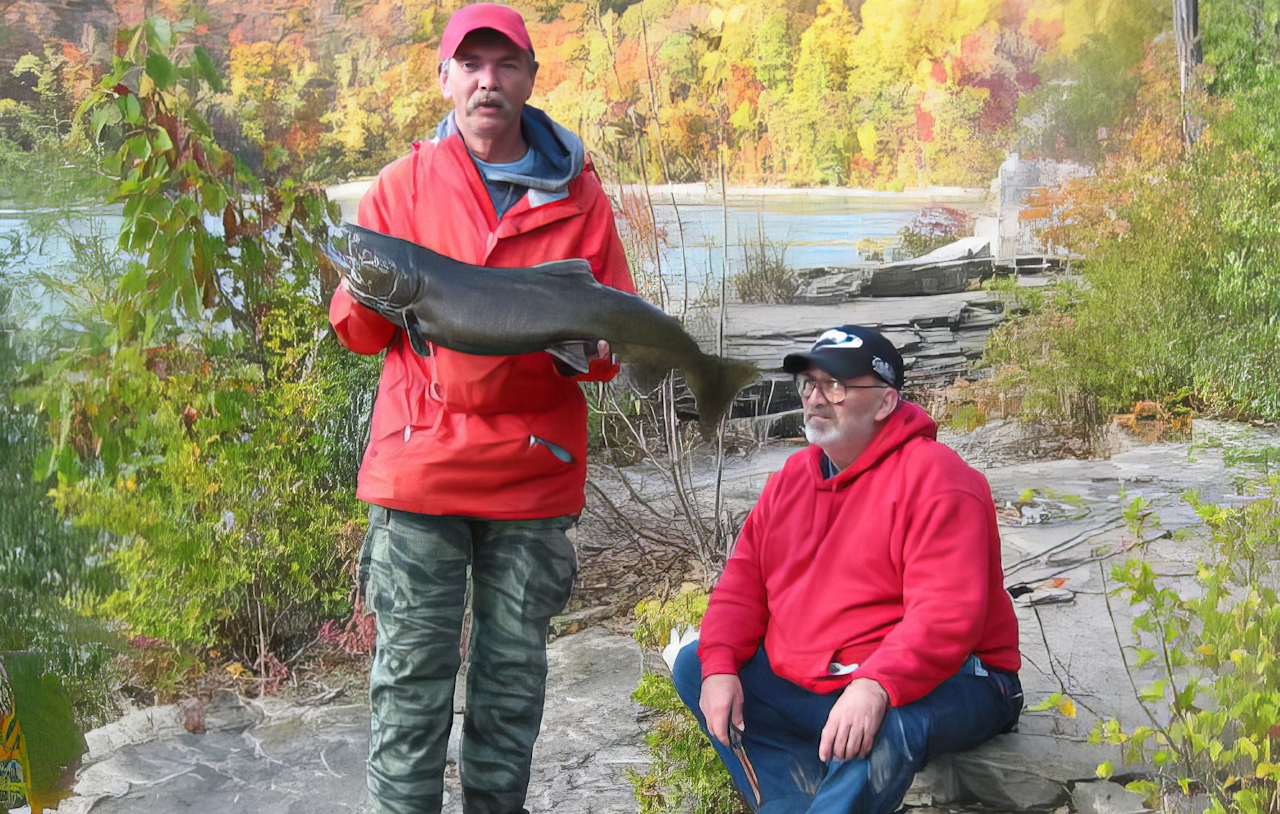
[440,29,537,144]
[801,365,895,448]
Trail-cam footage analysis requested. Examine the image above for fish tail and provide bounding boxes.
[686,356,759,439]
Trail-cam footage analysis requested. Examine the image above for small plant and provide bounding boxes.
[948,403,989,432]
[732,231,796,304]
[895,206,974,260]
[1118,485,1159,544]
[1092,480,1280,814]
[1025,691,1078,719]
[628,590,748,814]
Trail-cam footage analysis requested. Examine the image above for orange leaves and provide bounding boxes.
[1028,16,1064,50]
[915,105,935,142]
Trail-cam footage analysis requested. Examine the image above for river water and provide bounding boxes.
[326,182,992,307]
[3,186,991,322]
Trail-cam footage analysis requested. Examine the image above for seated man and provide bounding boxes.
[672,324,1022,814]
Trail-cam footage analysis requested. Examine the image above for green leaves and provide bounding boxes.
[144,53,176,91]
[144,15,172,55]
[1092,479,1280,814]
[192,47,226,94]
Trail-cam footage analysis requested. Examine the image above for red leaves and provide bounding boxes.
[915,105,936,143]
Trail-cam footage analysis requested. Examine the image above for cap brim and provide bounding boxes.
[782,350,866,381]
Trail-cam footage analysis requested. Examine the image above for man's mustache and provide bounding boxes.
[467,93,509,114]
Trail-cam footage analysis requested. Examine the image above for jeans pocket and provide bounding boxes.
[992,670,1024,732]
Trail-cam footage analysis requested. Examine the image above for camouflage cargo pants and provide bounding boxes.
[359,505,579,814]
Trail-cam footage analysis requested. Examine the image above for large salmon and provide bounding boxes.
[323,224,758,437]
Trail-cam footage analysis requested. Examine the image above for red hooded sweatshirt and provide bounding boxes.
[329,115,634,519]
[698,401,1020,706]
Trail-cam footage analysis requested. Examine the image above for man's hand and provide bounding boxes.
[819,677,890,762]
[700,673,744,747]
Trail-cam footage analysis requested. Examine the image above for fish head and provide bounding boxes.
[326,225,422,311]
[318,238,353,279]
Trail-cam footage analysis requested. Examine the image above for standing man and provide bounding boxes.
[672,326,1022,814]
[328,5,635,813]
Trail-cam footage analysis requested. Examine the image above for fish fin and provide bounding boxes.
[402,318,433,358]
[545,340,594,374]
[616,359,671,396]
[530,259,597,281]
[685,357,760,440]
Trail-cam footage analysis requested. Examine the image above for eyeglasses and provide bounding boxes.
[794,374,887,404]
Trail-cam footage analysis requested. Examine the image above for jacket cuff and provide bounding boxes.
[572,355,621,383]
[698,645,741,679]
[329,284,396,355]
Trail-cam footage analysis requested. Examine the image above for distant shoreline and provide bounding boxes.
[325,179,991,219]
[618,183,991,207]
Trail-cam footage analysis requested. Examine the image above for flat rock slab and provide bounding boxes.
[64,629,646,814]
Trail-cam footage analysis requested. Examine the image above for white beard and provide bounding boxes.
[804,416,843,446]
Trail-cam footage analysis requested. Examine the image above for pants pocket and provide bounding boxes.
[991,669,1024,732]
[358,504,388,607]
[519,521,579,623]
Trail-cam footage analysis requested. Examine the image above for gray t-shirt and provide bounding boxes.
[473,148,557,218]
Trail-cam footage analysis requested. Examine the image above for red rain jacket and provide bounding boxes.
[698,401,1021,705]
[328,134,635,519]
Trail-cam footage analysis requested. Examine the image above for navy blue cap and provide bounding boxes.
[782,325,905,389]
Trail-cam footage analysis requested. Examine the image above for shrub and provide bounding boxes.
[732,232,796,304]
[17,16,382,676]
[628,590,748,814]
[0,247,122,729]
[985,34,1280,425]
[1092,481,1280,814]
[895,206,974,260]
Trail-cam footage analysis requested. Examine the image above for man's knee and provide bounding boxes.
[670,641,703,707]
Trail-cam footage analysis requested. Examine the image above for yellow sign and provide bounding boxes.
[0,664,35,812]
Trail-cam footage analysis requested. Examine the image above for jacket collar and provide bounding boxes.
[432,104,585,205]
[427,135,586,238]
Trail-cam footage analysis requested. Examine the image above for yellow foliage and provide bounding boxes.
[856,122,877,161]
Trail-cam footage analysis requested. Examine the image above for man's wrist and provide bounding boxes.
[850,676,889,702]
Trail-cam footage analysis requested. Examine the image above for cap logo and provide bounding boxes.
[816,329,863,349]
[872,356,895,385]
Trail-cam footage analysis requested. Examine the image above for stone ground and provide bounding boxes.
[43,418,1278,814]
[58,628,647,814]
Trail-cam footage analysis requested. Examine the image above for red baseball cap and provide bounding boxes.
[439,4,533,62]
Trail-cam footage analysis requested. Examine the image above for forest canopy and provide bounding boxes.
[1,0,1167,189]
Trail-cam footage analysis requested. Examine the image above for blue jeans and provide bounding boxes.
[672,645,1022,814]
